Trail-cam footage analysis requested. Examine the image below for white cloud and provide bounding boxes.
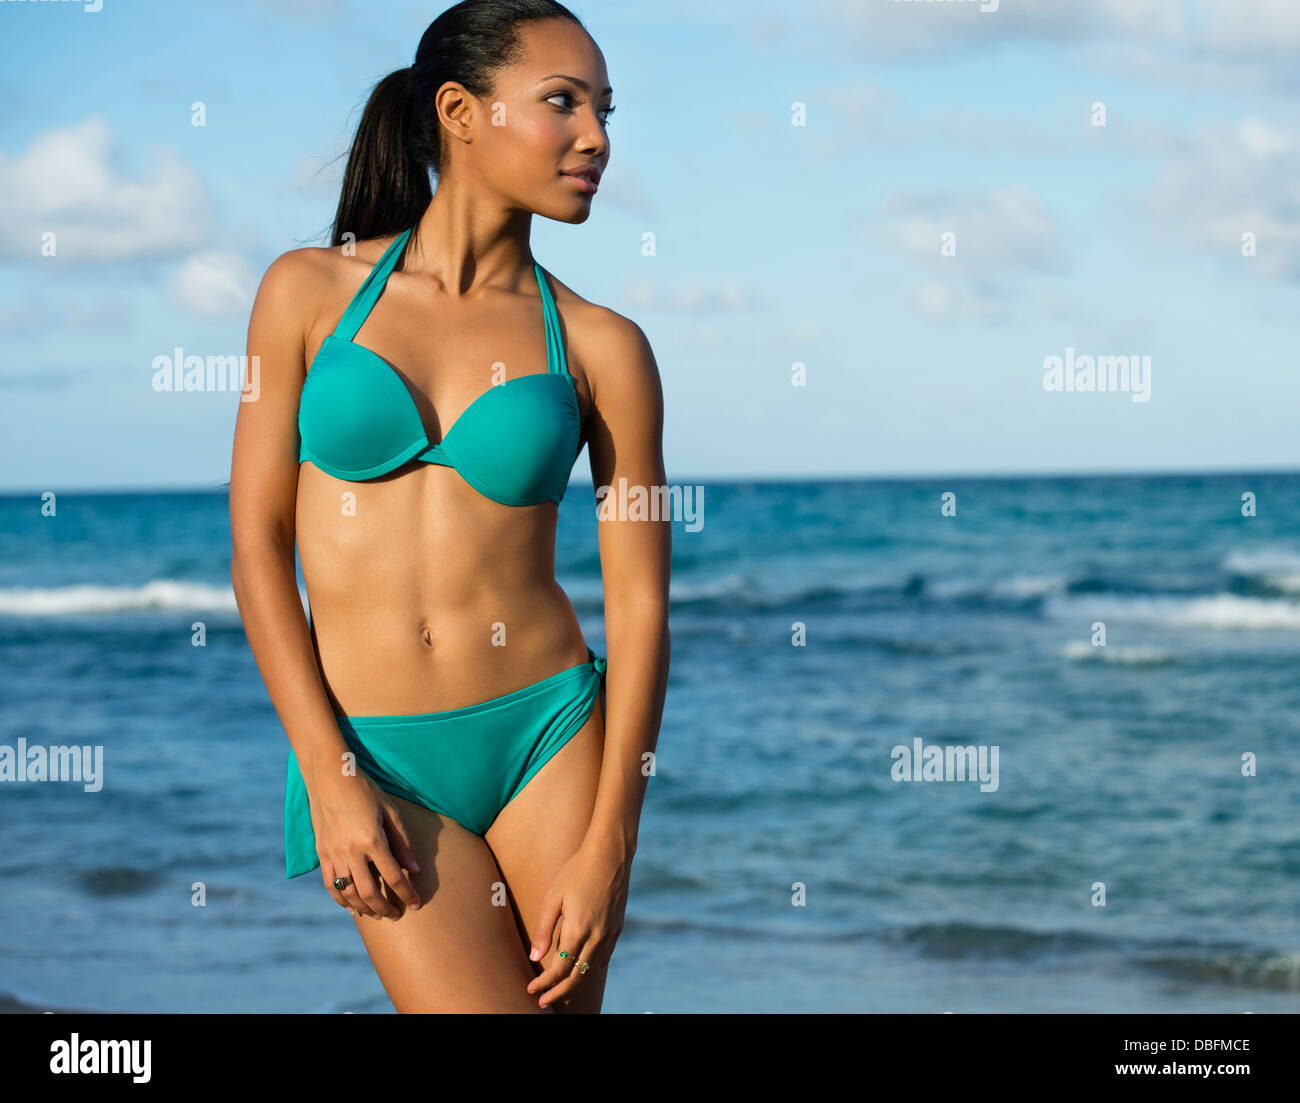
[1236,119,1298,158]
[866,183,1063,325]
[0,117,213,262]
[905,279,1007,324]
[1193,0,1300,54]
[622,277,757,312]
[168,252,258,319]
[1143,117,1300,281]
[877,183,1065,274]
[816,0,1300,70]
[816,0,1137,58]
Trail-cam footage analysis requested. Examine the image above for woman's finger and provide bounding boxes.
[322,860,363,915]
[538,932,601,1009]
[367,834,422,912]
[380,801,422,877]
[349,855,399,919]
[526,915,587,997]
[334,859,380,917]
[528,892,563,964]
[321,860,351,912]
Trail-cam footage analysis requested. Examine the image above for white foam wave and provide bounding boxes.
[1045,592,1300,630]
[1058,641,1173,664]
[992,574,1070,599]
[1222,547,1300,593]
[0,580,238,616]
[925,577,984,600]
[668,572,752,603]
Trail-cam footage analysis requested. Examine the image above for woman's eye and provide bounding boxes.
[546,91,616,124]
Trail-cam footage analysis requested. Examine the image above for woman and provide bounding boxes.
[229,0,670,1013]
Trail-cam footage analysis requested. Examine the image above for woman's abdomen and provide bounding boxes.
[295,467,589,716]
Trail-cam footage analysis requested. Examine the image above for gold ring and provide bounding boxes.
[577,959,591,975]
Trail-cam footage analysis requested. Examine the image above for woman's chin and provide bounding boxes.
[541,199,595,225]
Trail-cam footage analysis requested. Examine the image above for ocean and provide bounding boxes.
[1,472,1298,1012]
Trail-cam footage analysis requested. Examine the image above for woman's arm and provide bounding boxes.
[583,313,671,859]
[525,311,671,1002]
[230,252,347,791]
[229,250,420,917]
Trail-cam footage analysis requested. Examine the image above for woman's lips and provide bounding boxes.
[560,172,598,195]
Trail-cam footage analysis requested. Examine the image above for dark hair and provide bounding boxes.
[330,0,586,251]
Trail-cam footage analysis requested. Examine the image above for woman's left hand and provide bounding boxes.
[526,836,630,1008]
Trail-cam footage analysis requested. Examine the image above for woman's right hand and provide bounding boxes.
[307,770,424,918]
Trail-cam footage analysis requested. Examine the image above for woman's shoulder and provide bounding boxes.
[544,272,654,366]
[249,235,400,342]
[255,235,396,306]
[543,272,660,405]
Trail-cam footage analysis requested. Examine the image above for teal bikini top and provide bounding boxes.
[298,227,583,506]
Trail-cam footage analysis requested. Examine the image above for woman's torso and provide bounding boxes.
[294,235,594,717]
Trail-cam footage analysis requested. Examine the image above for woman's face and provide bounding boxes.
[448,19,613,224]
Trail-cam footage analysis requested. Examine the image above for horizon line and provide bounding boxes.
[2,464,1299,497]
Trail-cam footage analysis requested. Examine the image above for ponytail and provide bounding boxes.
[330,67,432,248]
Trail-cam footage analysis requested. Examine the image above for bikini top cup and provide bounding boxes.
[298,228,583,506]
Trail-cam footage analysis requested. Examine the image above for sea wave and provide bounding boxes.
[0,580,240,616]
[1141,949,1300,991]
[10,568,1300,631]
[621,914,1300,990]
[887,922,1300,989]
[1058,641,1175,664]
[1222,546,1300,594]
[1044,592,1300,630]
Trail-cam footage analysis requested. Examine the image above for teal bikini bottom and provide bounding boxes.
[285,648,607,879]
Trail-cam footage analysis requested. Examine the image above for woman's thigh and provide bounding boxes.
[347,791,549,1013]
[485,693,611,1013]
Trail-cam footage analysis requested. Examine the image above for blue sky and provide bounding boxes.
[1,0,1299,491]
